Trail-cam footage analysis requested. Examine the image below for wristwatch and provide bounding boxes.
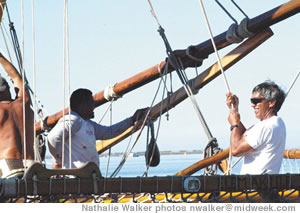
[230,125,239,131]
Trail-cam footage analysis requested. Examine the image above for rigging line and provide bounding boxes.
[199,0,233,175]
[198,0,231,94]
[105,102,113,178]
[143,74,167,176]
[147,1,214,140]
[286,71,300,97]
[215,0,237,24]
[0,26,12,63]
[0,4,13,62]
[147,0,161,27]
[230,0,249,19]
[6,4,26,80]
[21,0,27,172]
[111,64,169,178]
[0,25,13,64]
[32,0,38,163]
[61,0,67,169]
[65,0,72,169]
[5,3,48,120]
[98,102,113,124]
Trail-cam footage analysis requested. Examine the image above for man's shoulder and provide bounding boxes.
[58,112,83,124]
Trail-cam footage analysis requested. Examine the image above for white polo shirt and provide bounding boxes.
[240,116,286,175]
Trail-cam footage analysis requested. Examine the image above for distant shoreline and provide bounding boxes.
[100,150,203,157]
[45,150,203,160]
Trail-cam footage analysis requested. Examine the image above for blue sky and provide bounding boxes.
[0,0,299,153]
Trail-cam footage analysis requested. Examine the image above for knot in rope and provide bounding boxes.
[104,84,121,101]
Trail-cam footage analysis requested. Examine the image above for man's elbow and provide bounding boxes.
[231,148,243,157]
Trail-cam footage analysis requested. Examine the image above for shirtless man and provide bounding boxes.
[0,52,34,178]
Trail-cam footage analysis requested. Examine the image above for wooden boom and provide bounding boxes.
[35,0,300,134]
[96,29,274,154]
[284,149,300,159]
[175,148,300,176]
[175,148,230,176]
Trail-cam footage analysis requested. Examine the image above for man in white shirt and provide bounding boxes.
[48,88,147,169]
[226,81,286,174]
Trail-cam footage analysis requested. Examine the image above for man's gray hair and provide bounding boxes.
[252,81,286,113]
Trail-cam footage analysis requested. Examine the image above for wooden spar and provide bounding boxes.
[96,29,274,154]
[35,0,300,134]
[284,149,300,159]
[35,62,166,134]
[175,148,229,176]
[185,0,300,60]
[175,148,300,176]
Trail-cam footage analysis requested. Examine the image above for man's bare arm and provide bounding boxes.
[0,52,25,99]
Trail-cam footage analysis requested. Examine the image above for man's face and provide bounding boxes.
[251,92,273,120]
[79,95,95,120]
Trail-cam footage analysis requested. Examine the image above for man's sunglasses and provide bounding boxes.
[250,98,265,105]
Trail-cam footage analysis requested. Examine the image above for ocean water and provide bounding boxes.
[45,153,300,176]
[99,154,300,177]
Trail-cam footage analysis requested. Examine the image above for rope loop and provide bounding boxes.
[226,23,243,44]
[104,84,122,101]
[237,18,255,39]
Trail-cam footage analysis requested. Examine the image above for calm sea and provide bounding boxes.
[99,154,300,177]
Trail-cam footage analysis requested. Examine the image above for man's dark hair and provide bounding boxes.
[70,88,92,112]
[252,81,286,113]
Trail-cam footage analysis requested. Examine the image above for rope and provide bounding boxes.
[65,0,72,169]
[61,0,67,168]
[31,0,39,163]
[143,73,168,177]
[198,0,231,94]
[111,61,170,177]
[60,0,72,169]
[105,103,113,178]
[104,84,121,101]
[231,0,249,19]
[20,0,27,173]
[147,0,215,142]
[198,0,234,175]
[215,0,237,24]
[286,71,300,97]
[0,10,13,62]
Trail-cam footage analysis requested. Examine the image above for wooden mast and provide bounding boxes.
[35,0,300,134]
[96,29,274,154]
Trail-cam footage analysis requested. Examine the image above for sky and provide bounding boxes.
[0,0,299,155]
